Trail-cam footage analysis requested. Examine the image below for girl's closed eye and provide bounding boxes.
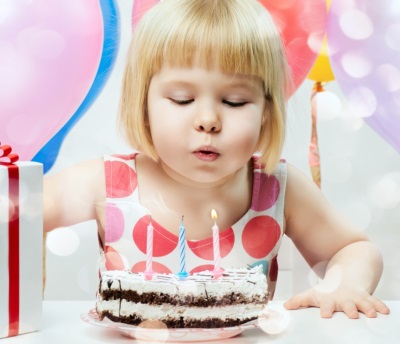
[223,99,248,107]
[169,98,194,105]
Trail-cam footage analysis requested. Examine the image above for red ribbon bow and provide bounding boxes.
[1,142,20,337]
[0,143,19,164]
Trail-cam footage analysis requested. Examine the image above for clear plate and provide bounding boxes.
[81,309,258,342]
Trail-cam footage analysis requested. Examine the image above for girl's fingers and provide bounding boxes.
[356,300,377,318]
[319,301,335,318]
[284,291,318,310]
[340,301,360,319]
[285,291,390,319]
[372,299,390,315]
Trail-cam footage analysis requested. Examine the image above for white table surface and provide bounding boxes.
[2,301,399,344]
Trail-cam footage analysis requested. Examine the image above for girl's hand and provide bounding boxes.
[284,287,390,319]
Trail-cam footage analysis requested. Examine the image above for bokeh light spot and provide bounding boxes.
[316,91,342,121]
[347,87,377,118]
[368,173,400,209]
[339,10,373,40]
[385,23,400,51]
[341,51,372,78]
[258,304,290,335]
[314,265,342,294]
[47,227,80,256]
[375,64,400,92]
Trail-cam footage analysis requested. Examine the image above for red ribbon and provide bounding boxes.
[0,144,19,165]
[1,143,20,336]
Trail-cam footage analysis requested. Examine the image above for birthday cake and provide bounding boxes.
[96,265,268,328]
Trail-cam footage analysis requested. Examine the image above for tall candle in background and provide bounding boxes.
[144,216,154,280]
[211,209,222,278]
[177,216,189,279]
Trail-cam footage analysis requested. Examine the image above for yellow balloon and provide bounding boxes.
[308,36,335,82]
[308,0,334,82]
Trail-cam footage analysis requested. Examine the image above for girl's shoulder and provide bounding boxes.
[103,152,139,162]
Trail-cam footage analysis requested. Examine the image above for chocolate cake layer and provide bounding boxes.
[99,310,257,328]
[100,288,265,306]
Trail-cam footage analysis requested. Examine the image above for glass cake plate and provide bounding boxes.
[81,309,259,342]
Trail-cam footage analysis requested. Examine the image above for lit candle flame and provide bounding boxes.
[211,209,218,221]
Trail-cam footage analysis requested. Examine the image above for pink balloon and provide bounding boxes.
[327,0,400,153]
[132,0,159,27]
[0,0,103,160]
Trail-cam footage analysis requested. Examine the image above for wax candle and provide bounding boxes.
[144,215,154,280]
[177,216,189,279]
[211,209,222,278]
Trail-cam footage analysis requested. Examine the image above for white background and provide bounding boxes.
[43,0,400,301]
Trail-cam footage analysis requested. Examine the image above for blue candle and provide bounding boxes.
[177,216,188,279]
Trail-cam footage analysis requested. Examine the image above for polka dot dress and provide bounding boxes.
[99,153,287,298]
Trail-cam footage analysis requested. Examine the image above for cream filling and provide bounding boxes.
[97,299,264,322]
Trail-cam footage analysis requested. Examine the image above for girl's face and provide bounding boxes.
[147,66,267,187]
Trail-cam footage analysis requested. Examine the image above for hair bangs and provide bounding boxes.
[152,2,269,83]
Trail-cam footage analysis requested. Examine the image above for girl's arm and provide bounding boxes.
[283,163,390,318]
[43,158,105,233]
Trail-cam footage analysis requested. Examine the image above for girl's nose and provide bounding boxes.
[194,111,221,133]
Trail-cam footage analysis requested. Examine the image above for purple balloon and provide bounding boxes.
[327,0,400,153]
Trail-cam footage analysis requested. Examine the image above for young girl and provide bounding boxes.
[44,0,389,319]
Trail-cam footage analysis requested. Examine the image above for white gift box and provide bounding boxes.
[0,161,43,338]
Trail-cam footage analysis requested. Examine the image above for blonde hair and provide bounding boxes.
[119,0,291,173]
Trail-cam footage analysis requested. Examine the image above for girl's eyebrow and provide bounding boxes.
[157,73,262,92]
[160,80,193,87]
[161,78,259,88]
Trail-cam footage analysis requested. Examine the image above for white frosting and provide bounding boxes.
[100,265,267,302]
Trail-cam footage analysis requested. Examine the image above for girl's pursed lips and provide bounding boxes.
[192,146,220,161]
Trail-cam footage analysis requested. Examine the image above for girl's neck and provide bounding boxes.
[136,155,254,239]
[158,159,250,198]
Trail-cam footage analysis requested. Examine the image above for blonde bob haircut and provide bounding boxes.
[119,0,291,174]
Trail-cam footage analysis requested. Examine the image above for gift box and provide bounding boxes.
[0,144,43,338]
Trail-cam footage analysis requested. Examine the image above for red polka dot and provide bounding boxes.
[105,160,137,198]
[269,256,278,282]
[105,246,125,270]
[242,216,280,258]
[133,215,178,257]
[105,203,124,243]
[251,173,280,211]
[131,261,172,274]
[190,264,215,274]
[187,228,235,260]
